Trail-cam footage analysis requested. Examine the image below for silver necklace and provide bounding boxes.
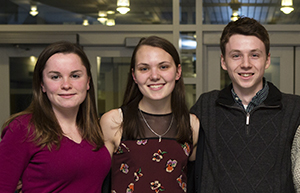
[139,109,174,142]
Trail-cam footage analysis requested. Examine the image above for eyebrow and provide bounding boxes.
[137,61,170,66]
[136,63,149,66]
[228,49,263,54]
[47,70,83,74]
[158,61,171,65]
[250,49,263,53]
[228,50,241,54]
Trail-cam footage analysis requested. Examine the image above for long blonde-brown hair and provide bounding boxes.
[122,36,192,144]
[1,41,104,150]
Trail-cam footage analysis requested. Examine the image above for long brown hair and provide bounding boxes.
[1,41,104,150]
[122,36,192,144]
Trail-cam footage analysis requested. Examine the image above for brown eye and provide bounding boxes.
[51,75,59,80]
[160,65,168,70]
[71,74,80,78]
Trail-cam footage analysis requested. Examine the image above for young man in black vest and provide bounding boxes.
[189,17,300,193]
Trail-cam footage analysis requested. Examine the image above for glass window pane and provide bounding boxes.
[180,0,196,24]
[180,32,196,78]
[265,57,280,88]
[97,57,131,115]
[9,57,36,114]
[185,84,196,110]
[203,0,300,24]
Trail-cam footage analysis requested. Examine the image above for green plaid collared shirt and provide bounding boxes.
[231,78,269,113]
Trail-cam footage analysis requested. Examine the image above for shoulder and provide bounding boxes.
[268,82,300,103]
[195,90,220,104]
[9,114,32,126]
[2,114,32,136]
[100,108,123,137]
[190,90,220,114]
[280,93,300,110]
[200,90,220,99]
[1,114,33,144]
[100,108,122,128]
[282,93,300,101]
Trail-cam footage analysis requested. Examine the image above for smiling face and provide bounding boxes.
[221,34,270,97]
[41,53,90,114]
[132,45,181,103]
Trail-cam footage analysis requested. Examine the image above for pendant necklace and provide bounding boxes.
[139,108,174,142]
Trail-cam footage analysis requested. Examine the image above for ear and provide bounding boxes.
[265,53,271,70]
[87,77,90,90]
[220,54,227,71]
[131,68,137,83]
[41,82,46,93]
[176,64,182,80]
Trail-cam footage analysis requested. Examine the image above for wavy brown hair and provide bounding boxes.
[1,41,104,150]
[121,36,192,144]
[220,17,270,58]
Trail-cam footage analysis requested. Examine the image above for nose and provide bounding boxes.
[149,68,160,80]
[240,56,252,68]
[61,78,72,90]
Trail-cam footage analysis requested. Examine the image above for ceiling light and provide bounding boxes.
[106,19,115,26]
[29,5,38,17]
[106,10,115,15]
[98,11,107,17]
[106,11,116,26]
[230,10,240,21]
[117,0,130,14]
[82,19,89,26]
[280,0,294,14]
[97,11,107,24]
[229,0,241,21]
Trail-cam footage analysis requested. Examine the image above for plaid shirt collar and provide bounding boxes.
[231,78,269,112]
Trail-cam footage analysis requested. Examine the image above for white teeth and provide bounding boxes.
[150,85,163,89]
[240,73,252,77]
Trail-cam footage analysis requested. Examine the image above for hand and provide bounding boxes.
[16,180,22,193]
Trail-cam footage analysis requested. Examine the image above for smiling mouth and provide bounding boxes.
[149,84,164,89]
[59,94,76,97]
[239,73,254,77]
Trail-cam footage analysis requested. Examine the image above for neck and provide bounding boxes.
[139,97,172,114]
[232,82,263,105]
[53,107,78,131]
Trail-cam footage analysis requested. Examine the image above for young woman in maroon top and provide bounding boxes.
[101,36,199,193]
[0,41,111,192]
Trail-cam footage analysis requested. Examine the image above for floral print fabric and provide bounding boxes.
[111,138,191,193]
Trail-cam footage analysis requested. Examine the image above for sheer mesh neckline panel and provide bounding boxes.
[138,110,178,139]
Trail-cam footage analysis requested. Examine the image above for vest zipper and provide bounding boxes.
[246,112,250,135]
[219,102,281,136]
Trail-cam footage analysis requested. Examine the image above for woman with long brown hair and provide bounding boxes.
[101,36,199,192]
[0,41,111,192]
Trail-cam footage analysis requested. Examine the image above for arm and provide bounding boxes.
[0,118,32,192]
[100,109,123,193]
[187,114,200,193]
[292,125,300,191]
[100,108,123,157]
[189,113,200,161]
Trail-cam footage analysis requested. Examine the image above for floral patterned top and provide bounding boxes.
[111,138,191,193]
